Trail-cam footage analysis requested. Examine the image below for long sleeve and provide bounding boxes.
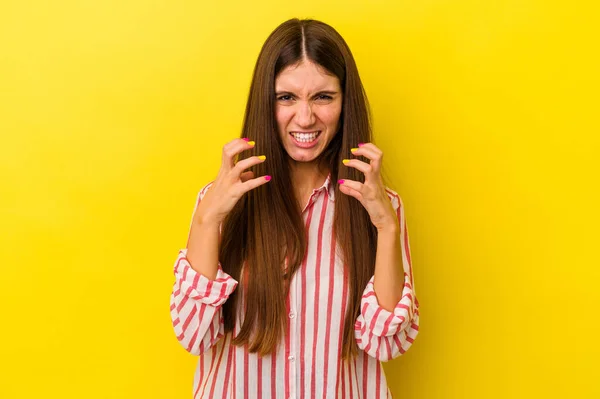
[169,183,238,355]
[354,189,420,361]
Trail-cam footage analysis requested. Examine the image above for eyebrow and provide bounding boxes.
[275,90,339,96]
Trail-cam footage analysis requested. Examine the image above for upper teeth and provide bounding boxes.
[291,131,320,142]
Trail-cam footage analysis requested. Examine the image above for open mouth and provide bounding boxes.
[289,131,321,143]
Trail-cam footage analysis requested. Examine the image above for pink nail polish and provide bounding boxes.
[265,175,272,181]
[338,179,345,184]
[358,142,364,147]
[242,138,250,142]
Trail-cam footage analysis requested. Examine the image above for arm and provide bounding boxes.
[354,190,420,361]
[186,184,221,281]
[169,138,270,354]
[169,184,238,355]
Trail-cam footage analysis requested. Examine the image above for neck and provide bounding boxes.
[288,158,329,206]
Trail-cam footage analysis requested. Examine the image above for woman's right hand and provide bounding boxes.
[193,138,270,226]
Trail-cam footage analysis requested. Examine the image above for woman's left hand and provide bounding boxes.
[338,142,399,232]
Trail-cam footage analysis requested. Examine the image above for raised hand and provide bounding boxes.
[338,143,398,232]
[194,138,270,226]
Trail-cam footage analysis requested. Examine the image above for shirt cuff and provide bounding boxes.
[357,273,417,337]
[173,249,238,307]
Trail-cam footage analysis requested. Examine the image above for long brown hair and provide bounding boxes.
[219,18,377,360]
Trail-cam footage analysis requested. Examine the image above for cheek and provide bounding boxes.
[319,107,342,130]
[275,108,293,130]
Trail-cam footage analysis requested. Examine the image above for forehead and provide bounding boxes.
[275,60,340,92]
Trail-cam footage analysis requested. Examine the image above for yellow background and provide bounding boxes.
[1,0,598,398]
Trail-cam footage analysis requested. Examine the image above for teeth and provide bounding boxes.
[291,131,320,143]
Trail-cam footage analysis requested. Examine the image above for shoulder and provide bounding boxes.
[384,186,404,212]
[198,181,215,202]
[189,181,216,213]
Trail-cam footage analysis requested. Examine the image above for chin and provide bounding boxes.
[288,150,320,163]
[291,154,316,162]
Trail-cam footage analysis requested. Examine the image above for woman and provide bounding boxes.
[170,18,419,398]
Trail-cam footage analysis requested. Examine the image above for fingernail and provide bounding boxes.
[242,138,250,142]
[350,148,359,153]
[248,141,256,147]
[265,175,272,181]
[358,142,365,147]
[258,155,266,161]
[342,159,350,165]
[338,179,345,184]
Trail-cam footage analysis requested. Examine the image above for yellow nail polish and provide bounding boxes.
[258,155,266,161]
[350,148,359,153]
[248,141,256,147]
[342,159,350,165]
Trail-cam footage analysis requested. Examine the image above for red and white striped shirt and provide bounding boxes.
[170,174,420,398]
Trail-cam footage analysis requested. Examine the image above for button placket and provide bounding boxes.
[287,270,298,397]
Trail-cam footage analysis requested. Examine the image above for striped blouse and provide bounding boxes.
[170,173,420,398]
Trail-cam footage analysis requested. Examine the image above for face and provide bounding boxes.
[274,59,342,163]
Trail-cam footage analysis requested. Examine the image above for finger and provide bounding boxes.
[240,171,255,182]
[238,174,272,195]
[351,143,383,172]
[222,138,256,171]
[342,158,373,176]
[356,142,383,157]
[338,178,363,192]
[337,178,364,201]
[232,155,266,176]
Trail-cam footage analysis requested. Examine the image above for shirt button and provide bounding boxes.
[288,355,295,361]
[289,312,295,319]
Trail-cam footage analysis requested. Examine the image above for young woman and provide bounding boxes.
[170,18,420,399]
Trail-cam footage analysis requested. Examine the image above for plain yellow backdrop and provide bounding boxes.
[1,0,598,398]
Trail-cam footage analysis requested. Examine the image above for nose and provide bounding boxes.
[294,101,316,127]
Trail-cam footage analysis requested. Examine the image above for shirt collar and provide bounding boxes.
[322,172,335,202]
[300,172,336,213]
